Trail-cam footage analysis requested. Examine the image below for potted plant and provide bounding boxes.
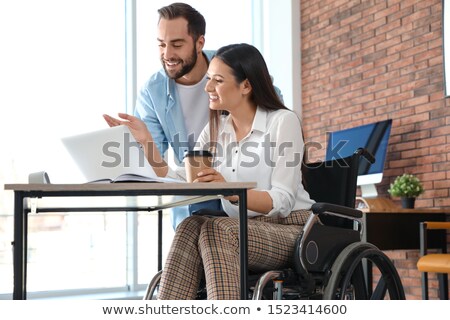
[387,173,424,208]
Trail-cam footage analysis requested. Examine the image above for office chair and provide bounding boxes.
[417,221,450,299]
[144,148,405,300]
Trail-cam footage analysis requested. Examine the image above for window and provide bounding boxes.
[0,0,127,297]
[0,0,299,299]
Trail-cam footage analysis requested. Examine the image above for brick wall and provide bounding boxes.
[300,0,449,299]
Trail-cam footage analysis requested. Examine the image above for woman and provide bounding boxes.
[104,43,314,299]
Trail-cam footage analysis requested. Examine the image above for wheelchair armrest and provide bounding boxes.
[311,202,363,219]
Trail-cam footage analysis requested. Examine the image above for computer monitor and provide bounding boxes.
[325,119,393,198]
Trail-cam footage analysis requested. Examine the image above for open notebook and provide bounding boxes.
[61,125,181,183]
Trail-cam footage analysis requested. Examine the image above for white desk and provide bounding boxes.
[4,182,256,300]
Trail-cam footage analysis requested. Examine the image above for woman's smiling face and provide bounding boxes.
[205,57,249,113]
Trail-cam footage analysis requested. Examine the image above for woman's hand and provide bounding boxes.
[194,169,238,202]
[103,113,152,146]
[194,168,226,183]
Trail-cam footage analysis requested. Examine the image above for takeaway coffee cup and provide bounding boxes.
[184,150,213,182]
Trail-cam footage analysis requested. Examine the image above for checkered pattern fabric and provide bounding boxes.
[158,210,311,300]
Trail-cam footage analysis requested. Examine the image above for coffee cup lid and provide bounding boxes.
[184,150,213,158]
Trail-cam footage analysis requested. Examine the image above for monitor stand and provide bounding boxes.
[355,196,399,212]
[357,184,399,211]
[360,184,378,198]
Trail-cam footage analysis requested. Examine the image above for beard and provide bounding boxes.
[161,45,198,80]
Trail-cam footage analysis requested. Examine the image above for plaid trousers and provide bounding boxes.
[158,210,311,300]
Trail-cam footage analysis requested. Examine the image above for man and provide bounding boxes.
[134,3,219,229]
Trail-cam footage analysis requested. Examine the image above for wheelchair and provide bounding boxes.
[143,148,406,300]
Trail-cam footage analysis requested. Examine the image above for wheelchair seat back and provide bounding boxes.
[302,148,374,228]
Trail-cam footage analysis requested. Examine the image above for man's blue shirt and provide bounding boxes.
[134,51,217,229]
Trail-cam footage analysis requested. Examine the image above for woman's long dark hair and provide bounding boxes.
[209,43,288,146]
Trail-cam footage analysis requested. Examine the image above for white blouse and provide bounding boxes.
[167,106,315,218]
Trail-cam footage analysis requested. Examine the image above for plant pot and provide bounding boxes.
[401,197,415,209]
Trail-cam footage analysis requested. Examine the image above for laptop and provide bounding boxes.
[61,125,162,183]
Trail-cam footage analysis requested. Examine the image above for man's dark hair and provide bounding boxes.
[158,2,206,42]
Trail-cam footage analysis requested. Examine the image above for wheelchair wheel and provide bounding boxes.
[143,270,162,300]
[323,242,405,300]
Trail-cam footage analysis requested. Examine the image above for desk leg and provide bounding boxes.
[158,210,163,271]
[238,190,248,300]
[13,192,26,300]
